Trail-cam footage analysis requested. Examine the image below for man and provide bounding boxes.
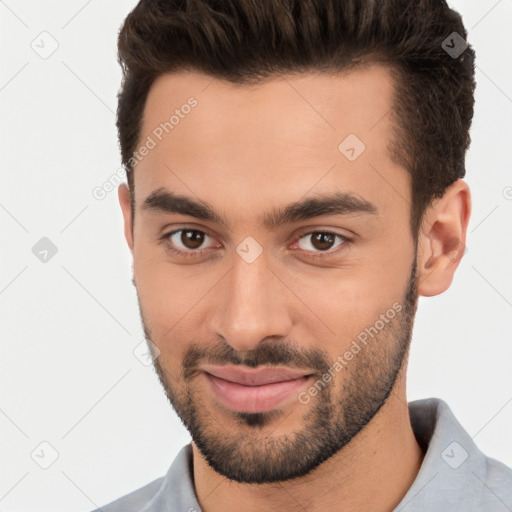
[94,0,512,510]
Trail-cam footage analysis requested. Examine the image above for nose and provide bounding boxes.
[209,250,294,352]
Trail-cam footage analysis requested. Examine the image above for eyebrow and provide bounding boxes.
[141,187,378,228]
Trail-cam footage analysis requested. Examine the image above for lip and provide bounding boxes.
[201,364,314,413]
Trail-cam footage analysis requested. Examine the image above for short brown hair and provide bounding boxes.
[116,0,476,236]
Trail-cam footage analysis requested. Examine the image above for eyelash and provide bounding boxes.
[159,228,351,260]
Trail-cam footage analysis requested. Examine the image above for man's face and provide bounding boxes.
[122,66,419,483]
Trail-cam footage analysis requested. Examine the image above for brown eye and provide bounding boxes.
[180,229,205,249]
[162,229,214,254]
[297,232,345,253]
[160,228,220,260]
[311,233,336,250]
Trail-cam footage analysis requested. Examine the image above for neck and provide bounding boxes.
[192,376,424,512]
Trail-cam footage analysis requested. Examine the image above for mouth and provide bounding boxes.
[200,364,315,413]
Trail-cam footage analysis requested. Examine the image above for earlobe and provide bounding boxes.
[118,183,134,254]
[417,179,471,297]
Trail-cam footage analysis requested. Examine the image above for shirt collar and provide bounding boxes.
[144,398,497,511]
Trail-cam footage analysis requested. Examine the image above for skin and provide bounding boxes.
[118,66,471,512]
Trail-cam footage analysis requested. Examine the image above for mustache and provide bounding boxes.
[182,339,331,379]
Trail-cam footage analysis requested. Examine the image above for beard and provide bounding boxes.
[137,253,419,484]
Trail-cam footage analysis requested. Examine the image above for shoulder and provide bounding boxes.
[89,444,198,512]
[89,477,165,512]
[484,455,512,491]
[468,453,512,509]
[402,397,512,510]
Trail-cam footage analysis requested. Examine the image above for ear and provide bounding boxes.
[118,183,134,254]
[416,179,471,297]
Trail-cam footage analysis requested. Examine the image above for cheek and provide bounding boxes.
[288,252,412,354]
[133,254,216,358]
[132,251,180,335]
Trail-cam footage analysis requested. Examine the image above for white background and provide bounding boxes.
[0,1,511,511]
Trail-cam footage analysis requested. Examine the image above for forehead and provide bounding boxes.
[134,65,409,223]
[141,65,397,153]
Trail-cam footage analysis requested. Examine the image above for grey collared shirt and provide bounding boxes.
[93,398,512,511]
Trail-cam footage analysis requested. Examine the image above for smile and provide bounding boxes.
[201,364,314,413]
